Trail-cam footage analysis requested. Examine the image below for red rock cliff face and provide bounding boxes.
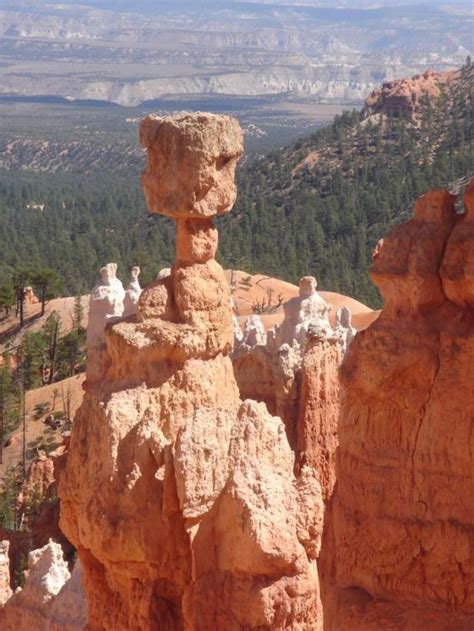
[364,68,458,120]
[296,333,341,501]
[329,182,474,628]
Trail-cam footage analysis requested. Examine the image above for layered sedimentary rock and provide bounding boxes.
[0,540,86,631]
[0,446,73,596]
[16,449,57,516]
[295,327,341,500]
[329,182,474,627]
[334,307,356,357]
[86,262,125,383]
[87,262,144,380]
[59,113,324,630]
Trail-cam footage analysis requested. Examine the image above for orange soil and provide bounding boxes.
[292,150,320,175]
[227,270,379,332]
[0,295,89,354]
[0,374,85,480]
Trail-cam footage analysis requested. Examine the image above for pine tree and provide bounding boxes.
[42,312,61,385]
[73,294,85,332]
[32,268,63,317]
[0,283,15,317]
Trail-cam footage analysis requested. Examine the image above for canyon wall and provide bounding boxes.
[327,182,474,629]
[58,113,325,630]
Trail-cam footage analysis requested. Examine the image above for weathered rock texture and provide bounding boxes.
[59,113,324,630]
[334,306,356,357]
[123,266,142,317]
[328,182,474,628]
[16,449,57,517]
[0,541,12,606]
[86,262,125,383]
[86,263,125,348]
[364,68,457,120]
[295,330,341,501]
[0,446,73,597]
[0,540,86,631]
[232,276,348,489]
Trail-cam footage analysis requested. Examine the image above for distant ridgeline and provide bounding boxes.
[0,61,472,305]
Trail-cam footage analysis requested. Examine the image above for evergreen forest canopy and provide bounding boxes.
[0,61,472,309]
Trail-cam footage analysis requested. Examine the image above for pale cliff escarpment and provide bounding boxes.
[326,181,474,629]
[58,113,325,630]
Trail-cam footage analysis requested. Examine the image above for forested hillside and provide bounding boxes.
[0,61,472,307]
[219,61,473,305]
[0,174,175,293]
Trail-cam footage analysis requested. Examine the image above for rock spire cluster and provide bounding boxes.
[58,113,325,630]
[86,262,142,382]
[232,273,353,485]
[30,112,472,631]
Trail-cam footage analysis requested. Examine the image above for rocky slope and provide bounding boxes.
[324,181,474,629]
[0,540,86,631]
[364,68,459,120]
[277,63,473,189]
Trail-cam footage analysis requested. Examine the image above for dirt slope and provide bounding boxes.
[0,296,89,354]
[0,374,84,479]
[227,270,379,331]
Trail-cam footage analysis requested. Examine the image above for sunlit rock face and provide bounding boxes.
[0,541,12,607]
[86,262,125,383]
[364,69,458,121]
[0,540,86,631]
[59,113,325,631]
[326,182,474,629]
[123,266,142,317]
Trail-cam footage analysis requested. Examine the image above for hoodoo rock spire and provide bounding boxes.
[58,113,325,630]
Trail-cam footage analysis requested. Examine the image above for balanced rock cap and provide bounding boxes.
[140,112,244,219]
